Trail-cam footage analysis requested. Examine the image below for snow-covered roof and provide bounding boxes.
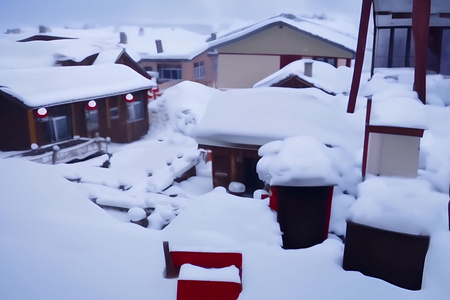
[253,59,352,95]
[209,14,356,53]
[0,64,156,108]
[120,26,211,60]
[192,87,362,149]
[0,26,119,42]
[0,38,125,69]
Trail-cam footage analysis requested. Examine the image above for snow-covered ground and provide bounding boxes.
[1,69,450,299]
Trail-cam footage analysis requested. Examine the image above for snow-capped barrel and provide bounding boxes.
[257,136,340,249]
[343,177,448,290]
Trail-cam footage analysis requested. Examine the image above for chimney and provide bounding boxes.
[120,32,127,44]
[206,33,217,42]
[304,60,313,77]
[155,39,163,53]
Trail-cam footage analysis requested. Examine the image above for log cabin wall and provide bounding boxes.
[0,94,31,150]
[202,145,265,195]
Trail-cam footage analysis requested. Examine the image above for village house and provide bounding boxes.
[118,26,215,90]
[208,13,356,89]
[124,14,355,90]
[0,64,156,152]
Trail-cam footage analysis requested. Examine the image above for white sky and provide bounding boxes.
[1,0,362,31]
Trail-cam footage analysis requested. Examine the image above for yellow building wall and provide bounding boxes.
[217,54,280,89]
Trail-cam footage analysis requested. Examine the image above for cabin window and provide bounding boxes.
[392,28,410,67]
[427,27,450,75]
[51,116,70,141]
[374,28,391,68]
[194,61,205,79]
[127,100,144,122]
[43,115,71,142]
[314,57,337,67]
[158,64,182,81]
[441,29,450,74]
[374,26,450,75]
[374,27,414,69]
[85,109,99,132]
[110,107,119,120]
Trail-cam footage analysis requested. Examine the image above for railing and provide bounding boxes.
[8,136,110,165]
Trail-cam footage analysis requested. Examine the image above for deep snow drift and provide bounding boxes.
[1,70,450,299]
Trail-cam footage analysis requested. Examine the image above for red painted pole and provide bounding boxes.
[412,0,431,104]
[347,0,373,113]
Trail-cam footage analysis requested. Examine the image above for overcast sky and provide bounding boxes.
[0,0,362,31]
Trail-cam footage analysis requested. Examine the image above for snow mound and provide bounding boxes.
[257,136,341,186]
[348,177,448,236]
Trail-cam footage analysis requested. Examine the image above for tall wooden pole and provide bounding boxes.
[347,0,373,113]
[412,0,431,104]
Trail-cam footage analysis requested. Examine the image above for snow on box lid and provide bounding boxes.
[347,177,448,236]
[257,136,340,187]
[178,264,241,283]
[361,72,429,130]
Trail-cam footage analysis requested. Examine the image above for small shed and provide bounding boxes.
[193,87,358,197]
[253,59,352,95]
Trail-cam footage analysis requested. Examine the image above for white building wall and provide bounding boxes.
[367,132,421,178]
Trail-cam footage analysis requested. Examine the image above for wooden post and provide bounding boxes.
[412,0,431,104]
[347,0,373,113]
[27,110,38,144]
[52,145,60,165]
[163,241,178,279]
[361,98,373,181]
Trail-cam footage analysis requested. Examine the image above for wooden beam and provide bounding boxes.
[27,110,37,145]
[412,0,431,104]
[347,0,373,113]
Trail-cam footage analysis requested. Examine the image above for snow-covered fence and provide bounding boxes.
[9,136,110,165]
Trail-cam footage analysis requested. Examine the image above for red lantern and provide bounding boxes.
[36,107,48,118]
[125,93,134,103]
[86,100,97,110]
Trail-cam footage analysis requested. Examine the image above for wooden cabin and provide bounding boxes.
[0,64,156,151]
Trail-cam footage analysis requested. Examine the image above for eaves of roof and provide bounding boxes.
[0,85,154,109]
[207,19,356,57]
